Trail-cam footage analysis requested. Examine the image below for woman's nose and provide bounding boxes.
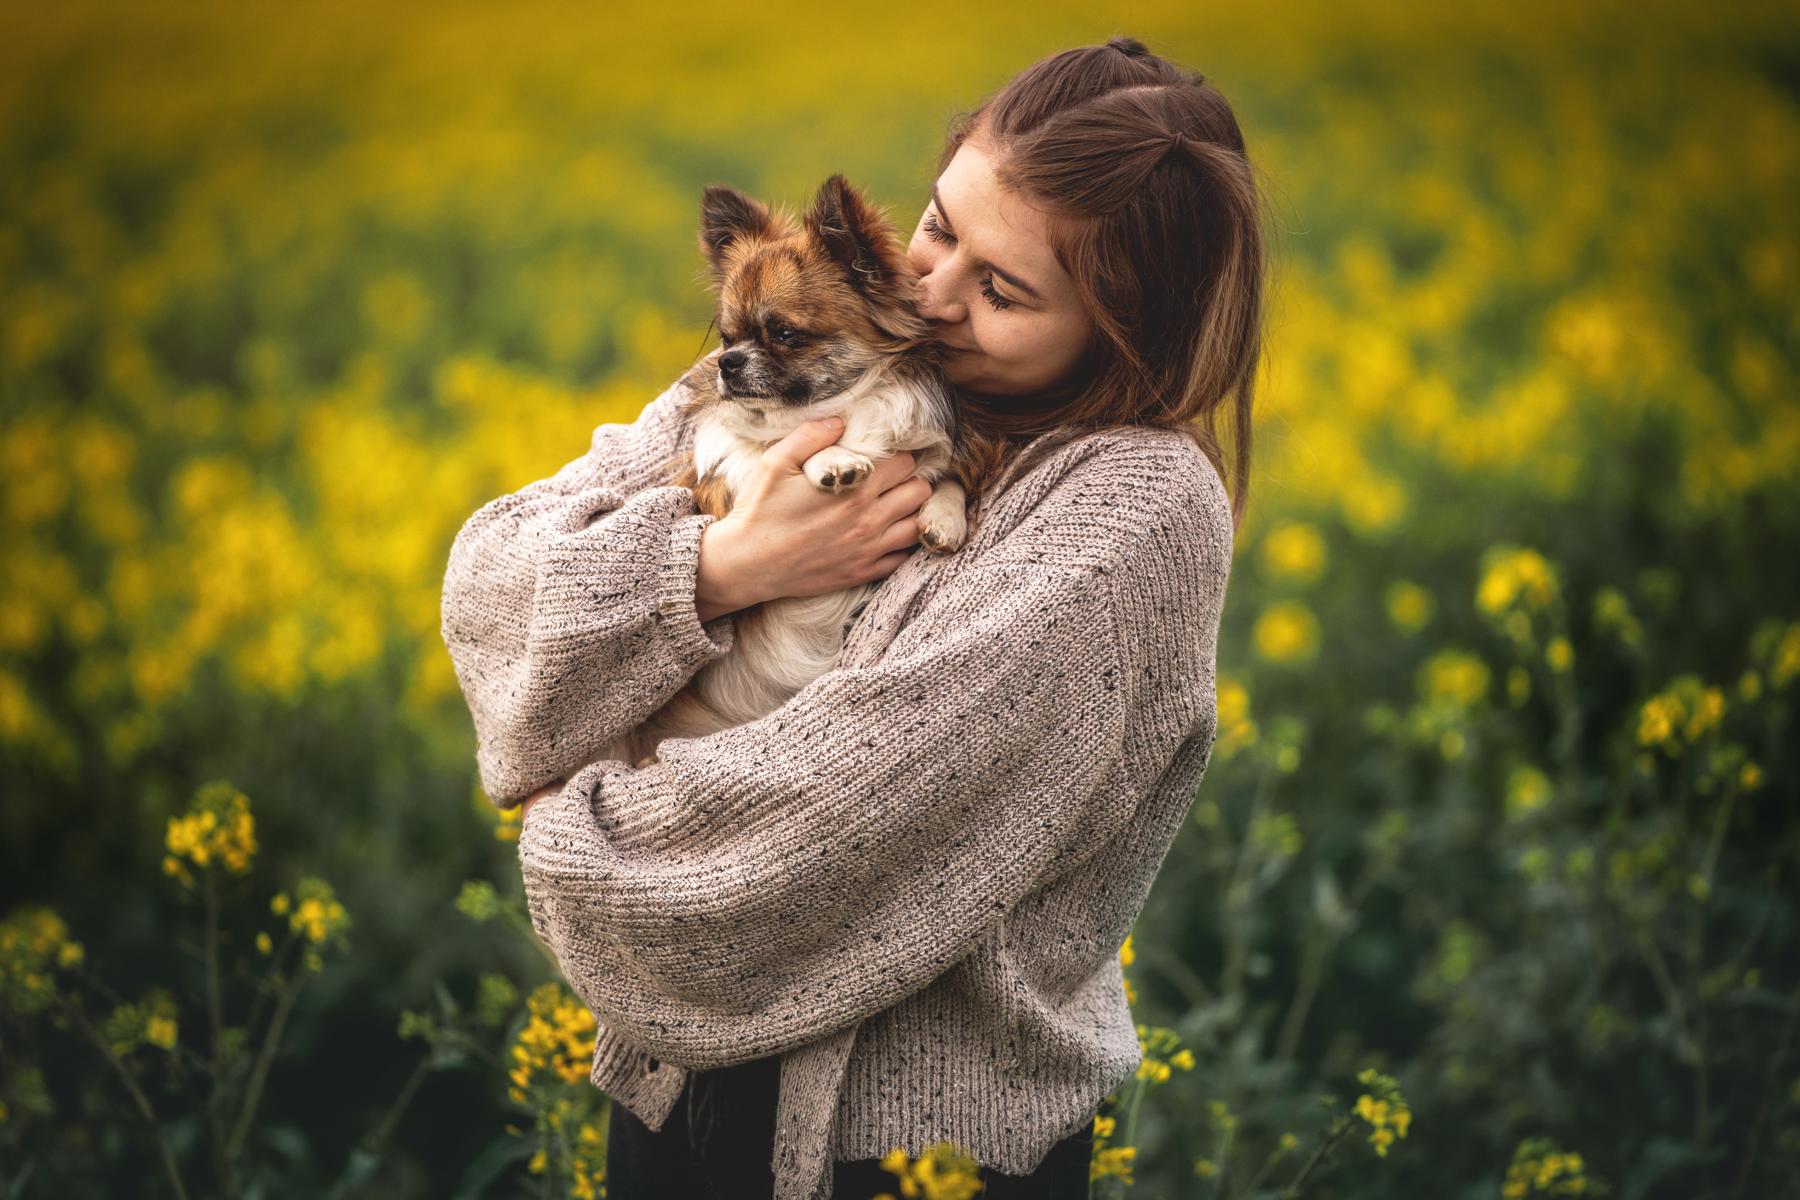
[914,272,966,324]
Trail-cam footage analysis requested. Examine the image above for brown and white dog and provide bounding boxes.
[606,174,976,768]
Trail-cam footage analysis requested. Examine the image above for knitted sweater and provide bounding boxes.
[439,374,1235,1200]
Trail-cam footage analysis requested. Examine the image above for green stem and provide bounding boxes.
[1280,1116,1351,1199]
[203,871,239,1200]
[225,968,306,1165]
[66,999,192,1200]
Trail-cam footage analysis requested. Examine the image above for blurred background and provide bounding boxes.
[2,0,1796,1197]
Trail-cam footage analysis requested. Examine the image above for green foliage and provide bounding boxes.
[3,0,1797,1197]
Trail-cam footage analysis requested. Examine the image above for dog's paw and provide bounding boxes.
[917,491,969,554]
[633,753,660,769]
[804,446,875,493]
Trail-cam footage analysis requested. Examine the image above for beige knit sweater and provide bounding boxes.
[439,374,1235,1200]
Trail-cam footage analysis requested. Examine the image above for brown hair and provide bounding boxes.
[942,35,1270,534]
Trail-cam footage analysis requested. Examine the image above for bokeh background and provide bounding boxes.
[3,1,1796,1197]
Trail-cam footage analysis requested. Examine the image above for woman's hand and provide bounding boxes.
[694,418,934,621]
[518,778,564,823]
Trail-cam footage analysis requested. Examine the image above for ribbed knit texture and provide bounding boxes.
[440,377,1235,1200]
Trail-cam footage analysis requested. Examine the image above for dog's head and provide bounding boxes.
[697,174,934,407]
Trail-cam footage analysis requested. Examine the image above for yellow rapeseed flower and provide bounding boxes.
[164,782,258,883]
[1477,546,1560,615]
[1386,579,1434,633]
[1253,600,1320,664]
[1090,1144,1136,1184]
[1259,520,1328,585]
[1545,636,1573,672]
[145,1014,178,1050]
[1420,649,1490,708]
[1636,675,1726,755]
[1505,764,1552,820]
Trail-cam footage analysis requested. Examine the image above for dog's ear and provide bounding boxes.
[803,175,908,299]
[699,185,783,278]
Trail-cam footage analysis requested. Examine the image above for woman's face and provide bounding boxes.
[906,137,1095,397]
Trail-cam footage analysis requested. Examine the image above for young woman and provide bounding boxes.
[449,34,1266,1200]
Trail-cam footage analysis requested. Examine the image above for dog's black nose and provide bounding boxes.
[719,349,747,373]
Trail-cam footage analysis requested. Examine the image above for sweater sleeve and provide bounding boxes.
[514,557,1138,1068]
[439,378,738,808]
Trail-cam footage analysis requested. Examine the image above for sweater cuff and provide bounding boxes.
[518,760,611,880]
[658,511,738,663]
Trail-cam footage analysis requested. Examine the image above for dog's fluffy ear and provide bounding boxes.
[803,175,909,300]
[699,185,783,278]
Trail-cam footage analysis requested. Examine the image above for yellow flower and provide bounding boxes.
[1386,580,1434,633]
[1507,666,1532,706]
[1420,650,1490,708]
[1636,675,1727,754]
[1253,600,1320,664]
[255,931,273,955]
[145,1014,178,1049]
[1545,636,1573,672]
[1259,520,1328,585]
[1477,546,1559,615]
[164,782,257,882]
[1770,622,1799,688]
[1505,764,1552,820]
[1090,1144,1136,1184]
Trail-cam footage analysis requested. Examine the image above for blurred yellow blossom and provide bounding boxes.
[1478,546,1560,615]
[1386,579,1434,633]
[1259,520,1328,584]
[1253,600,1321,664]
[163,781,258,885]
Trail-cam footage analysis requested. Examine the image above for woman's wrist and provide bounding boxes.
[695,514,766,623]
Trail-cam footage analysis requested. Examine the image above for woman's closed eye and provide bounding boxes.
[922,211,1014,311]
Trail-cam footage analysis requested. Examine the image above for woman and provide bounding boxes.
[441,34,1265,1200]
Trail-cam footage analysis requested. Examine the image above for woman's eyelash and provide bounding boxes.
[922,211,1013,311]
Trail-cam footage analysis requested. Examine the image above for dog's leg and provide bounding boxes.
[803,445,875,493]
[918,477,969,552]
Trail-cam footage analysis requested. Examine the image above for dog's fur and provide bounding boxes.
[605,175,979,768]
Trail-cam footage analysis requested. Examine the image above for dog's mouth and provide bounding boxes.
[716,371,813,406]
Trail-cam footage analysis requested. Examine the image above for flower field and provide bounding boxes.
[1,1,1795,1197]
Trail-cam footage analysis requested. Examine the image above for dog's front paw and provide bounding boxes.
[804,446,874,493]
[633,753,660,769]
[917,488,970,554]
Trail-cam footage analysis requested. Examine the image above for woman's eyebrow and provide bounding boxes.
[931,182,1047,302]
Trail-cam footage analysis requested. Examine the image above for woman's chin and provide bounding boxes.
[939,356,978,386]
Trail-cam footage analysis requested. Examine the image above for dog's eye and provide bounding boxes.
[774,327,800,344]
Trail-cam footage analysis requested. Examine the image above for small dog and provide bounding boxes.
[606,174,976,768]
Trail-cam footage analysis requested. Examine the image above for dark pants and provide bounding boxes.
[604,1052,1095,1200]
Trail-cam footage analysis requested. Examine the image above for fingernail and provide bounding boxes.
[826,416,845,429]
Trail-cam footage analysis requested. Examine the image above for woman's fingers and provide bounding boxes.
[867,448,918,492]
[762,417,848,474]
[872,474,933,530]
[863,547,915,583]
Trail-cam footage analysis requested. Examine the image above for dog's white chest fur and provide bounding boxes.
[606,364,969,767]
